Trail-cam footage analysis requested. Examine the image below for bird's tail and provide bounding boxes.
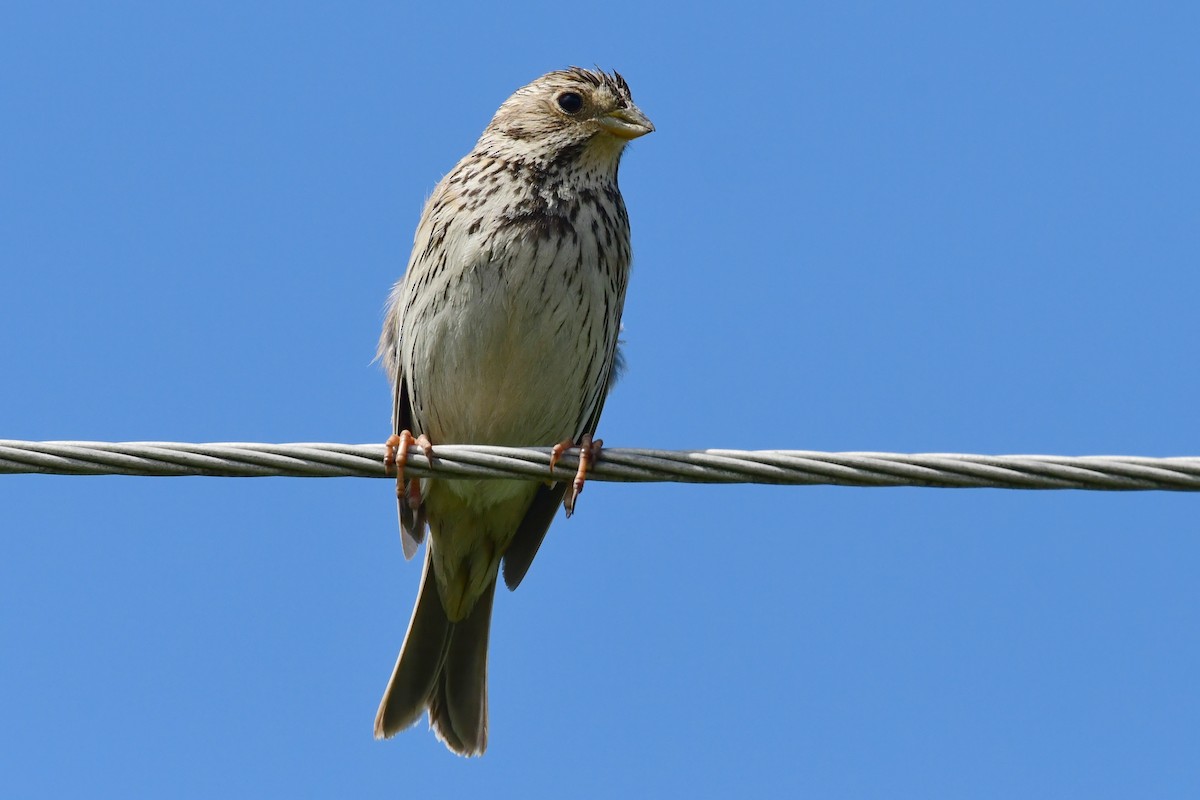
[373,548,495,756]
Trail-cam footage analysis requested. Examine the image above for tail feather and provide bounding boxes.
[374,550,450,737]
[430,579,493,754]
[374,549,495,756]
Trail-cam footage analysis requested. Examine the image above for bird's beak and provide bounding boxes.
[597,106,655,140]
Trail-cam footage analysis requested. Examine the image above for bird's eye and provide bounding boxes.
[556,92,584,114]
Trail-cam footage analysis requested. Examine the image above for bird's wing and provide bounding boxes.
[393,375,427,560]
[381,293,426,560]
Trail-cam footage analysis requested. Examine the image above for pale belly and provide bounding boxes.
[402,238,614,452]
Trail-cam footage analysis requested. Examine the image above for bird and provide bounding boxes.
[374,67,653,756]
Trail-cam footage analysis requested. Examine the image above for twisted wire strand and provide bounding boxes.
[1,440,1199,491]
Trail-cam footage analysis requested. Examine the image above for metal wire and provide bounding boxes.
[2,440,1199,491]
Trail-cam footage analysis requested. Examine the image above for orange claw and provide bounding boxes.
[384,430,434,503]
[384,433,403,472]
[550,434,603,517]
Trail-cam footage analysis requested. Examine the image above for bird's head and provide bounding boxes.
[481,67,654,171]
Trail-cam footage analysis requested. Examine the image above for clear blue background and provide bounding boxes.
[3,2,1198,796]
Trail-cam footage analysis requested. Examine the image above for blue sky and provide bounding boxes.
[3,1,1199,796]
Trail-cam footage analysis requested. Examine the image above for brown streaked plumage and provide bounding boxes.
[375,68,652,755]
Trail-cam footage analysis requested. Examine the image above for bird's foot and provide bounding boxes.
[385,431,434,507]
[550,434,603,517]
